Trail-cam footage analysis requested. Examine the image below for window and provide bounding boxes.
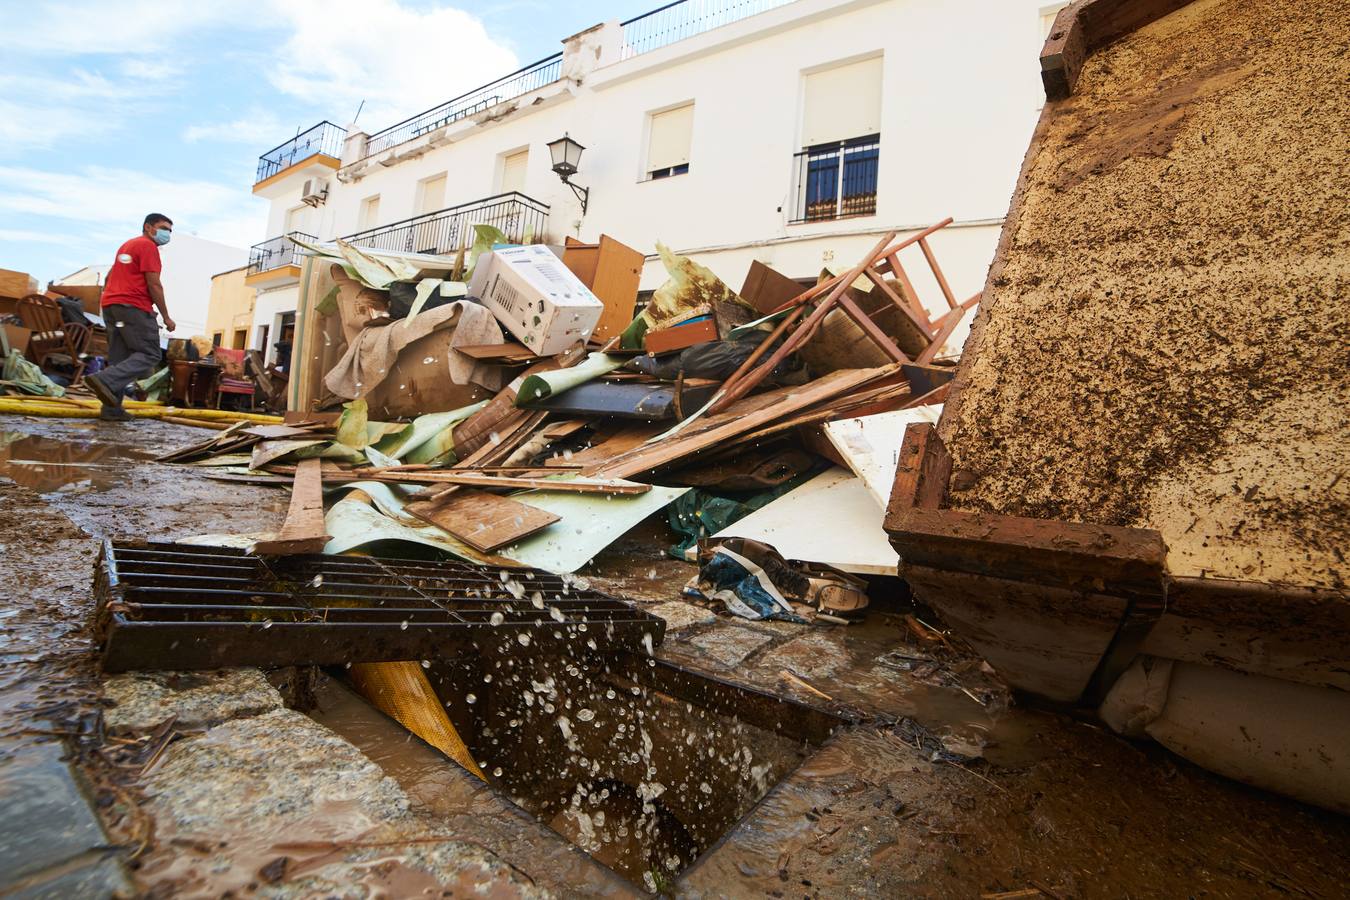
[1040,2,1070,39]
[212,332,223,347]
[358,194,380,231]
[792,56,883,223]
[416,173,446,216]
[255,324,270,353]
[646,103,693,180]
[500,149,529,194]
[283,204,306,235]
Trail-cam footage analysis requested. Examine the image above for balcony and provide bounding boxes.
[245,231,315,288]
[343,192,549,256]
[619,0,798,59]
[253,121,346,190]
[361,57,563,160]
[788,134,880,225]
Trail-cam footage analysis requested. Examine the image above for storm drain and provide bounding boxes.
[93,541,665,672]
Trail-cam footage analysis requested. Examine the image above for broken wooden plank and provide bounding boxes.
[329,469,652,495]
[405,488,560,552]
[885,422,951,514]
[588,365,899,481]
[250,458,331,555]
[454,342,537,363]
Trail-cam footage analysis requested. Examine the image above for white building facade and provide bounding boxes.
[244,0,1064,363]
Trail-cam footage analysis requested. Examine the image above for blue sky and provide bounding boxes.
[0,0,658,284]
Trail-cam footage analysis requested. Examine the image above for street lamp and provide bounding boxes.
[547,133,589,215]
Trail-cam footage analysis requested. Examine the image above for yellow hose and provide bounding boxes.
[337,492,485,781]
[0,398,282,425]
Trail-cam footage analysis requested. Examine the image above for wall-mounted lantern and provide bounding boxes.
[547,133,590,215]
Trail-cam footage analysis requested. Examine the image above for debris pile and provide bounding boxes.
[154,220,977,629]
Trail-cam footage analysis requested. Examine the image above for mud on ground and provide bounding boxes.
[2,416,1349,897]
[942,0,1350,589]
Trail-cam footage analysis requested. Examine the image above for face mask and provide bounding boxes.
[152,228,171,246]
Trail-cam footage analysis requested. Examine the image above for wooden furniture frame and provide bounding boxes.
[16,293,88,382]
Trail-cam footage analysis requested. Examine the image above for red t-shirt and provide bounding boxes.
[102,236,162,312]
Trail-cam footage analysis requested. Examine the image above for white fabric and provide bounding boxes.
[802,56,882,147]
[323,300,504,399]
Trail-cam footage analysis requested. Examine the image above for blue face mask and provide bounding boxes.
[152,228,171,246]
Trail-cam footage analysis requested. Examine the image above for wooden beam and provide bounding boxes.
[1041,0,1194,101]
[331,469,651,494]
[251,458,331,556]
[915,305,966,365]
[918,236,959,309]
[886,423,951,514]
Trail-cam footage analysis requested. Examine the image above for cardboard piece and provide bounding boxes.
[0,269,38,300]
[823,405,944,508]
[470,245,604,355]
[712,467,899,576]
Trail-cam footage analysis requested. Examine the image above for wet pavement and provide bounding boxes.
[1,414,1348,897]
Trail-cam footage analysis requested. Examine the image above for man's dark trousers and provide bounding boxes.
[99,304,161,399]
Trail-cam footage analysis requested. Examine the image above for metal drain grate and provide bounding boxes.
[94,541,666,672]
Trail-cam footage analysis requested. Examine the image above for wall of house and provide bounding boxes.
[159,233,248,337]
[247,0,1053,349]
[204,267,256,346]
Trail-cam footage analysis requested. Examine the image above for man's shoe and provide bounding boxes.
[99,405,133,422]
[84,374,119,407]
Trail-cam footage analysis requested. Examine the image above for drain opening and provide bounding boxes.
[327,648,844,892]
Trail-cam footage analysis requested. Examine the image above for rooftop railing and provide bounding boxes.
[343,192,549,256]
[363,55,564,158]
[620,0,797,59]
[248,231,316,275]
[255,122,346,184]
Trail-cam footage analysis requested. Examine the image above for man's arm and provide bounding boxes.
[144,272,176,333]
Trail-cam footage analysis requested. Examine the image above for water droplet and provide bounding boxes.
[261,618,273,629]
[549,606,565,623]
[517,633,531,647]
[492,766,502,777]
[576,708,595,722]
[420,659,430,668]
[605,688,616,700]
[422,356,435,364]
[400,620,409,630]
[489,611,505,626]
[466,693,477,704]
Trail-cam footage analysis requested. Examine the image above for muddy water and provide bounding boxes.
[0,430,155,493]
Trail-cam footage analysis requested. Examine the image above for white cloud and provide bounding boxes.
[0,164,265,252]
[269,0,519,128]
[183,111,287,145]
[2,1,250,56]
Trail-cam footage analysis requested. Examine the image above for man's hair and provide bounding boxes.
[144,213,173,229]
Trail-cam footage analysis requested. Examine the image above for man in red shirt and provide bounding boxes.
[84,213,177,421]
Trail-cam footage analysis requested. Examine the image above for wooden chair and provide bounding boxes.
[16,294,88,382]
[212,347,256,410]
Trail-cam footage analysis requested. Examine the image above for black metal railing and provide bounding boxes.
[620,0,795,59]
[248,231,315,275]
[788,135,880,224]
[343,192,549,256]
[363,56,564,158]
[255,122,346,184]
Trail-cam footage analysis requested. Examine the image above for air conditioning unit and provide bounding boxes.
[300,178,329,206]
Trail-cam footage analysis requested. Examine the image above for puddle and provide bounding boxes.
[322,649,839,893]
[0,431,154,494]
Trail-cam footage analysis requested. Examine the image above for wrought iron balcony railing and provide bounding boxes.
[248,231,316,276]
[255,122,346,184]
[363,56,564,159]
[342,192,549,256]
[788,134,881,224]
[620,0,797,59]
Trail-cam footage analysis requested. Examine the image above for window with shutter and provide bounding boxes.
[791,56,882,223]
[501,149,529,194]
[417,174,446,216]
[646,103,694,179]
[358,195,380,231]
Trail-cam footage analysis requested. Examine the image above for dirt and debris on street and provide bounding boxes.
[3,0,1348,896]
